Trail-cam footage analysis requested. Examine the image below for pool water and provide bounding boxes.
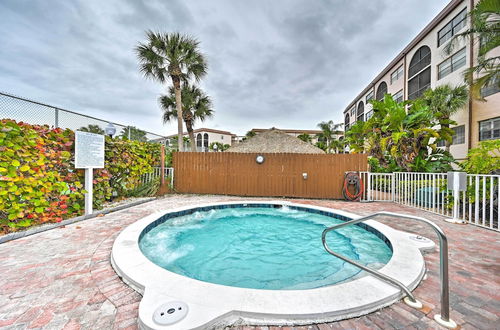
[139,207,392,290]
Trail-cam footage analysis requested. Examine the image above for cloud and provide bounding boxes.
[0,0,451,136]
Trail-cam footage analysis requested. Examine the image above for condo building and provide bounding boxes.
[342,0,499,161]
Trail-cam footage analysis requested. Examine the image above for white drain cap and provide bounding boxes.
[153,301,188,325]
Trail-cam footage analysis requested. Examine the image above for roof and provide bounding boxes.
[166,128,234,138]
[226,128,326,154]
[342,0,464,113]
[250,128,323,135]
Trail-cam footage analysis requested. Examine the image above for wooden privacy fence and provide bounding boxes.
[173,152,368,199]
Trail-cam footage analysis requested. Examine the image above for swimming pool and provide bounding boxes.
[139,206,392,290]
[111,201,430,329]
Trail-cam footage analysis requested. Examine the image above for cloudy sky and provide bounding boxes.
[0,0,450,137]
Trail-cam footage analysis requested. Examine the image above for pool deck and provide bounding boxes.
[0,194,498,330]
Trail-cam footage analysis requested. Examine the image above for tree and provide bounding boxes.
[209,142,230,152]
[136,31,207,151]
[316,120,343,153]
[297,133,312,143]
[422,84,468,152]
[446,0,500,98]
[120,126,147,142]
[77,124,104,135]
[170,136,190,151]
[159,84,214,152]
[246,130,256,138]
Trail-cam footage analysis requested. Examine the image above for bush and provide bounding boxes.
[0,120,164,234]
[461,140,500,174]
[0,120,84,233]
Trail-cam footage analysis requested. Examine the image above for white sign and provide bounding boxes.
[75,131,105,169]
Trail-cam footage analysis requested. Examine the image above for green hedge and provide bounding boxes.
[0,119,163,234]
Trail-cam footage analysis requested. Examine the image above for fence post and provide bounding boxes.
[367,173,372,202]
[391,173,395,202]
[55,108,59,128]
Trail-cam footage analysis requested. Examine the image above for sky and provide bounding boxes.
[0,0,451,137]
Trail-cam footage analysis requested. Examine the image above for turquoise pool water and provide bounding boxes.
[139,206,392,290]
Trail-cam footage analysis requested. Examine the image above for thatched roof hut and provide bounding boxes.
[227,128,325,154]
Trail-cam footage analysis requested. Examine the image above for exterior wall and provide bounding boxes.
[342,0,499,162]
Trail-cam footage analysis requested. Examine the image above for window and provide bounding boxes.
[408,46,431,79]
[196,133,202,148]
[452,125,465,144]
[366,90,374,102]
[203,133,209,148]
[481,74,500,98]
[390,66,403,84]
[345,113,350,130]
[438,48,466,79]
[479,117,500,141]
[437,125,465,146]
[393,89,403,103]
[438,8,467,47]
[350,106,356,117]
[365,110,374,120]
[408,67,431,100]
[408,46,431,100]
[376,82,388,101]
[357,101,364,122]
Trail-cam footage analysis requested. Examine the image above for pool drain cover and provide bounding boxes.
[153,301,188,325]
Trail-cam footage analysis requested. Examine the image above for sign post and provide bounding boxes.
[75,131,105,215]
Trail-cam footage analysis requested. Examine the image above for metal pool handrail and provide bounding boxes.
[321,211,455,327]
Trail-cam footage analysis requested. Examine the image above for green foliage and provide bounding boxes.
[316,120,343,153]
[209,142,230,151]
[461,140,500,174]
[346,93,460,173]
[120,126,147,142]
[297,133,312,143]
[0,120,84,233]
[78,124,104,134]
[0,120,164,234]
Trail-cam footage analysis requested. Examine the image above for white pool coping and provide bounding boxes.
[111,201,433,330]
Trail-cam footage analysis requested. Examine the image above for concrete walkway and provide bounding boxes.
[0,195,498,330]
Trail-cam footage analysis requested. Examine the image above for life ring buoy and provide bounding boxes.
[343,172,364,201]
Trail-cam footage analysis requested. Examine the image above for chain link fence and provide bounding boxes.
[0,91,166,142]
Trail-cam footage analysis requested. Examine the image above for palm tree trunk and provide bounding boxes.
[184,114,197,152]
[172,76,184,152]
[443,124,451,153]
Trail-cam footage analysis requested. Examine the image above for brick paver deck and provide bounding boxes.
[0,195,498,330]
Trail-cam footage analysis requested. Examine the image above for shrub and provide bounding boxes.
[0,120,84,233]
[461,140,500,174]
[0,120,164,234]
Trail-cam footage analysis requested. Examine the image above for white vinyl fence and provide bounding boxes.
[141,167,174,187]
[360,171,499,231]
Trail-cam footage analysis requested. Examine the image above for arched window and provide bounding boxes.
[376,82,388,101]
[196,133,202,148]
[203,133,209,149]
[344,113,350,130]
[408,46,431,100]
[357,101,364,122]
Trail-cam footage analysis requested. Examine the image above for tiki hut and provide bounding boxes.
[227,128,325,154]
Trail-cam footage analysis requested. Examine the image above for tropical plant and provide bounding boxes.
[77,124,104,134]
[445,0,500,98]
[159,84,214,151]
[461,139,500,174]
[421,84,469,152]
[346,95,454,172]
[136,31,207,151]
[297,133,312,143]
[169,136,190,151]
[209,142,230,152]
[120,126,147,142]
[246,130,256,138]
[316,120,343,153]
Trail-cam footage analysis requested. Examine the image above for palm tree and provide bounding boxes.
[78,124,104,135]
[297,133,312,143]
[120,126,148,142]
[445,0,500,98]
[159,84,214,152]
[421,85,469,152]
[136,31,207,151]
[316,120,343,153]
